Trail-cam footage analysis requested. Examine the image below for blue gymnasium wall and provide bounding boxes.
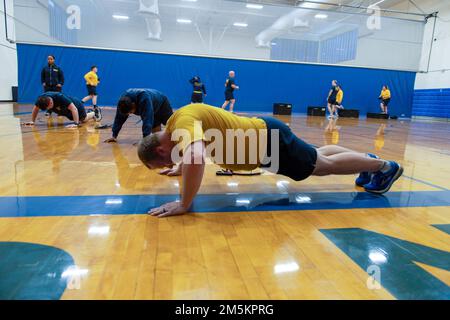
[412,88,450,119]
[17,43,416,116]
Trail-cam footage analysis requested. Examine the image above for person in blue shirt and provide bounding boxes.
[41,55,64,93]
[23,92,102,128]
[104,89,173,143]
[189,76,207,103]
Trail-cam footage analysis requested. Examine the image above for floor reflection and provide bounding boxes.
[112,144,147,190]
[323,118,340,145]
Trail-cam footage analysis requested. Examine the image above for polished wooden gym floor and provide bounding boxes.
[0,102,449,300]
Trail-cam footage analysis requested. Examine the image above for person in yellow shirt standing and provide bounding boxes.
[379,85,391,114]
[82,66,101,121]
[332,85,344,118]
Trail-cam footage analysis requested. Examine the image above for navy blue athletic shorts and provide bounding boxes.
[191,92,203,103]
[66,98,87,121]
[87,85,97,96]
[259,117,317,181]
[225,91,234,101]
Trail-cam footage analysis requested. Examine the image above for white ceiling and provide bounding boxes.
[52,0,426,40]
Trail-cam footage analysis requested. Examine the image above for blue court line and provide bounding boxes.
[13,111,33,116]
[0,190,449,218]
[402,175,448,191]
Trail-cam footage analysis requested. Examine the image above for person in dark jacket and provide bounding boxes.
[41,55,64,93]
[189,76,207,103]
[41,55,65,117]
[104,89,173,143]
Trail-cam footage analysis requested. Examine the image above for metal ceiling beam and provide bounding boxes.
[230,0,429,18]
[295,0,428,17]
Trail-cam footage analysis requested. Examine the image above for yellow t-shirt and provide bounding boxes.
[166,104,267,171]
[84,71,99,86]
[380,89,391,100]
[336,89,344,104]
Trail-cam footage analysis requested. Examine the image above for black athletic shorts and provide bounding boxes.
[153,96,174,128]
[328,97,337,105]
[382,98,390,107]
[225,91,234,101]
[191,92,203,103]
[259,117,317,181]
[87,85,97,96]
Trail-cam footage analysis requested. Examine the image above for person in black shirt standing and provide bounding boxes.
[221,71,239,113]
[41,55,65,117]
[189,76,207,103]
[41,55,64,93]
[327,80,339,119]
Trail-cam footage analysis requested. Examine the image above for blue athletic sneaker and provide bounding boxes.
[364,161,403,194]
[355,153,379,187]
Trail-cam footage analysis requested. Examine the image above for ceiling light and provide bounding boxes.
[246,3,263,9]
[300,2,320,9]
[314,14,328,19]
[182,0,198,2]
[112,15,129,20]
[233,22,248,27]
[177,19,192,24]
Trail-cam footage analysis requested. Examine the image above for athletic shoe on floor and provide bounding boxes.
[355,153,379,187]
[364,161,403,194]
[93,106,102,122]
